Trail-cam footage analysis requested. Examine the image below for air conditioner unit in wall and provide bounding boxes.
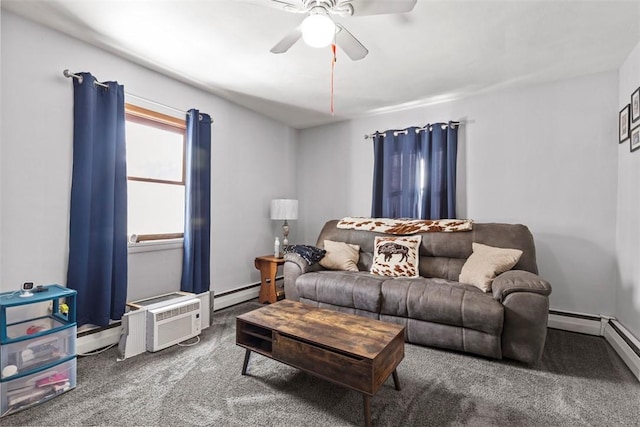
[146,298,201,352]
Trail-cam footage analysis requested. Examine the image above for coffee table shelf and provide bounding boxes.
[237,323,273,355]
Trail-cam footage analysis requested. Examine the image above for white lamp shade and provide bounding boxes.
[271,199,298,220]
[301,13,336,48]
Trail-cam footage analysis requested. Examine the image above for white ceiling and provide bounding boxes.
[3,0,640,129]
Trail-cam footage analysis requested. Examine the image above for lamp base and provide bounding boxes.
[282,220,290,248]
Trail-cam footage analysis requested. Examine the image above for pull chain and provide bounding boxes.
[330,42,336,115]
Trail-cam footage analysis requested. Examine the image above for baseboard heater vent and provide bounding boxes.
[547,308,606,336]
[548,309,601,321]
[77,322,123,355]
[77,321,121,338]
[608,321,640,358]
[604,319,640,381]
[214,283,260,311]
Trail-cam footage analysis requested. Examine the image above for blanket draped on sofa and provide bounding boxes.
[337,217,473,234]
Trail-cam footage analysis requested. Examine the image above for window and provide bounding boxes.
[371,124,458,219]
[125,104,186,242]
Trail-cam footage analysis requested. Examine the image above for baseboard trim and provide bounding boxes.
[549,308,639,382]
[547,308,605,336]
[604,320,640,381]
[213,285,260,311]
[548,309,601,322]
[212,276,283,311]
[77,325,122,355]
[77,321,121,338]
[608,321,640,358]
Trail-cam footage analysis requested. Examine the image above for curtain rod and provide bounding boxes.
[64,69,109,88]
[62,69,191,117]
[364,121,461,140]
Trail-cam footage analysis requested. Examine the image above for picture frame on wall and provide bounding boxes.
[631,125,640,153]
[619,104,630,143]
[632,87,640,123]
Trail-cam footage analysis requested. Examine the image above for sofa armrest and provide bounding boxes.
[283,253,321,301]
[284,253,318,274]
[492,270,551,303]
[492,270,552,364]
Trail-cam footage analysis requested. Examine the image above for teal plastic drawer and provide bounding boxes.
[1,357,76,416]
[1,325,76,380]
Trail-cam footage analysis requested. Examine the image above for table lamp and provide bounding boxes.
[271,199,298,247]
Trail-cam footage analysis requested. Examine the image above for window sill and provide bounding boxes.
[128,238,183,254]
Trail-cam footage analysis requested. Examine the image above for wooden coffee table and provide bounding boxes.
[236,300,405,426]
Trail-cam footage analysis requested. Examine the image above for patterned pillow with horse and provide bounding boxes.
[370,235,421,277]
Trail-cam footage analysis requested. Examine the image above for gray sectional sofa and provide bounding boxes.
[284,220,552,364]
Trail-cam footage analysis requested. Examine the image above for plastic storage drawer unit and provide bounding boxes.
[0,284,77,417]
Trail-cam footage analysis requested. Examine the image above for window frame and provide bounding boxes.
[125,103,187,242]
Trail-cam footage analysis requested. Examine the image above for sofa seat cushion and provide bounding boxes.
[380,278,504,336]
[296,271,386,313]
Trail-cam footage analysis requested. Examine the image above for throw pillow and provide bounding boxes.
[370,236,421,277]
[459,243,523,292]
[319,240,360,272]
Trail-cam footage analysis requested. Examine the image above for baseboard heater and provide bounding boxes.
[604,319,640,381]
[213,283,261,311]
[213,276,283,312]
[77,322,123,355]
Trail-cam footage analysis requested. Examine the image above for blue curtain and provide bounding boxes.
[67,73,128,327]
[371,122,458,219]
[181,109,212,294]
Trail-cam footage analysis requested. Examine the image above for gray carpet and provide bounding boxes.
[3,300,639,426]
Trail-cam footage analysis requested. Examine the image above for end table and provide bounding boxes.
[254,255,285,303]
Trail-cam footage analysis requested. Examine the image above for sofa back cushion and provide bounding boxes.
[316,220,539,280]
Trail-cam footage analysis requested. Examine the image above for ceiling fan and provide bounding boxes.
[268,0,417,60]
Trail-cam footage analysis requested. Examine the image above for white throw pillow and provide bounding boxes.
[319,240,360,271]
[459,243,523,292]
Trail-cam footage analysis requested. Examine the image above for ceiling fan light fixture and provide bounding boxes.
[301,13,335,48]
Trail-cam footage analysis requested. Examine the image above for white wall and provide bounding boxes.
[616,41,640,339]
[298,72,620,318]
[0,12,297,300]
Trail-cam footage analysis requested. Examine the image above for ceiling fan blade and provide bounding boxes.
[335,24,368,60]
[345,0,417,16]
[271,0,307,13]
[270,27,302,53]
[241,0,307,13]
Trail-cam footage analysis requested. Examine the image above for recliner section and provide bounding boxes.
[297,272,505,359]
